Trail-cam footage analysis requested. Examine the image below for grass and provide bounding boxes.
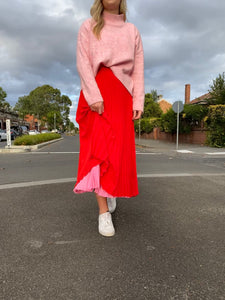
[13,133,61,146]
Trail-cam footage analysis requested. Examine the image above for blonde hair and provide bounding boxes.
[90,0,127,39]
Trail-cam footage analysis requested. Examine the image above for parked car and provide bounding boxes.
[10,129,19,140]
[19,126,29,135]
[28,130,40,135]
[41,129,49,133]
[51,129,59,133]
[0,129,7,142]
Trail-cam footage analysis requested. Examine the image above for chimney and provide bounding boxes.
[157,95,163,101]
[185,84,191,104]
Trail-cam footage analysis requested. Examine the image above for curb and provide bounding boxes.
[135,143,153,149]
[0,137,64,153]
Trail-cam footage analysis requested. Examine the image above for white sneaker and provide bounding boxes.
[98,212,115,237]
[107,197,117,213]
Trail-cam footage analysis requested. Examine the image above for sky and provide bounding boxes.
[1,0,225,123]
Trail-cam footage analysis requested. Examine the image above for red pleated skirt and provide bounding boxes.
[73,66,138,197]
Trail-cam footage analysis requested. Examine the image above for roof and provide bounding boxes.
[158,99,172,113]
[190,93,211,105]
[0,109,18,117]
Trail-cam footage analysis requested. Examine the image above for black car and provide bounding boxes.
[10,129,19,140]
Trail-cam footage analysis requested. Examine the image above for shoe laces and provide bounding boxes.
[102,213,111,225]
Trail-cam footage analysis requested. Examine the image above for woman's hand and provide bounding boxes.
[132,110,142,120]
[90,101,104,114]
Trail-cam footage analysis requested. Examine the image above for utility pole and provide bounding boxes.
[54,113,56,131]
[139,119,141,141]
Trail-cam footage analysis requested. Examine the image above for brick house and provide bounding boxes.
[184,84,211,105]
[24,115,48,131]
[0,109,29,130]
[140,85,210,145]
[24,115,39,130]
[157,97,172,113]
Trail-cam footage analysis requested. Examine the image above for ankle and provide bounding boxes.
[99,209,109,215]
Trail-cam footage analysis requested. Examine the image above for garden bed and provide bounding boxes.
[13,133,61,146]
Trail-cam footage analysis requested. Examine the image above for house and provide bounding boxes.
[190,93,211,105]
[0,109,29,130]
[24,114,48,131]
[24,114,39,130]
[185,84,211,105]
[157,96,172,113]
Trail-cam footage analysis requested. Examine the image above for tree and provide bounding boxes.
[28,85,61,120]
[151,89,158,102]
[46,111,63,130]
[14,85,72,129]
[67,121,75,132]
[205,105,225,147]
[142,93,163,118]
[182,104,208,126]
[61,95,72,130]
[208,72,225,105]
[0,87,11,111]
[14,96,32,119]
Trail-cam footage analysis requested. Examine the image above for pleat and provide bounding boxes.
[73,66,138,197]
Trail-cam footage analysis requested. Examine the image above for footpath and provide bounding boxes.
[0,137,63,153]
[135,138,225,156]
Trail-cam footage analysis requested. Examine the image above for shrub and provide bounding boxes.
[134,118,154,134]
[205,105,225,147]
[160,108,177,134]
[14,133,61,146]
[208,72,225,105]
[149,117,162,128]
[160,105,208,134]
[183,104,208,126]
[143,94,163,118]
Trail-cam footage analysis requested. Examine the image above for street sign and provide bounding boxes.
[6,119,11,148]
[172,101,184,113]
[172,101,184,150]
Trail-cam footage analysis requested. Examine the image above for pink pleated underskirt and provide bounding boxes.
[74,165,113,198]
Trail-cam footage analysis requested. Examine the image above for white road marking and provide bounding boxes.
[27,151,161,155]
[205,152,225,155]
[1,173,225,190]
[138,173,225,178]
[0,178,75,190]
[24,152,80,154]
[136,152,162,155]
[18,151,225,155]
[176,150,194,153]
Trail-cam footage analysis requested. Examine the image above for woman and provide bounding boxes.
[74,0,144,237]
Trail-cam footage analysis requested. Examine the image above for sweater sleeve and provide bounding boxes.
[76,20,104,106]
[131,26,145,112]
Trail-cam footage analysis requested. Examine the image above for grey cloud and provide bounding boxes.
[128,0,225,101]
[0,0,225,116]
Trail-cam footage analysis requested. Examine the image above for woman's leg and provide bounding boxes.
[96,193,115,237]
[95,193,109,214]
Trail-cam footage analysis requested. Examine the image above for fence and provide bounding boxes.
[137,127,208,145]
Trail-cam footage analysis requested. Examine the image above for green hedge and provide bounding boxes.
[205,105,225,147]
[14,133,61,146]
[134,118,154,134]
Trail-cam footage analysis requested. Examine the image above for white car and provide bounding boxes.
[0,129,7,142]
[28,130,40,135]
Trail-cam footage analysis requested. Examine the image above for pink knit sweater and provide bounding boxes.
[76,11,145,112]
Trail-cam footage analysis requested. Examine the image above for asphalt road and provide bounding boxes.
[0,135,225,300]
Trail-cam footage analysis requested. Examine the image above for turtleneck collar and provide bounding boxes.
[103,10,125,27]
